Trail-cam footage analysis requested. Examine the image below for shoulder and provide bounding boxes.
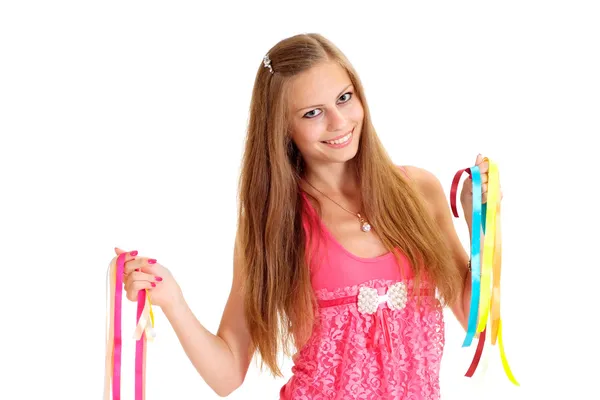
[397,165,443,195]
[397,165,446,218]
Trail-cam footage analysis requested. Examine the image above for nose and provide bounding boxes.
[327,107,347,132]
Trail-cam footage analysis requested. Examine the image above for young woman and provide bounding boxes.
[118,33,490,399]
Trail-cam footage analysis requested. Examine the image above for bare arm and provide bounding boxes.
[162,234,254,397]
[403,165,472,331]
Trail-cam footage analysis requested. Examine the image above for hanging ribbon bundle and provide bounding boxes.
[449,157,518,386]
[104,251,156,400]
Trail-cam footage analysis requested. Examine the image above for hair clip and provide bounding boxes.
[263,55,273,74]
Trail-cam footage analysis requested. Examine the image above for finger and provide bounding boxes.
[124,257,159,275]
[115,248,139,265]
[480,174,488,184]
[482,192,487,204]
[124,258,145,275]
[126,282,154,302]
[475,153,483,166]
[124,271,159,293]
[482,183,487,194]
[129,270,160,283]
[478,160,489,174]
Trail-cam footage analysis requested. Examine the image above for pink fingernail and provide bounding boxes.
[151,282,156,287]
[130,250,138,256]
[155,276,163,282]
[148,259,156,264]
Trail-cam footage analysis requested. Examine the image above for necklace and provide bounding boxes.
[303,179,371,233]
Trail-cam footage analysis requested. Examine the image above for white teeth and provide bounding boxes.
[324,132,352,145]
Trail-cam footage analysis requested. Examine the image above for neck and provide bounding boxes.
[301,161,360,198]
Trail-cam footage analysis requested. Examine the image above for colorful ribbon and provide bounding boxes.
[104,251,156,400]
[450,158,518,386]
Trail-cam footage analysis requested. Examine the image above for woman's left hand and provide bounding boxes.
[460,153,503,207]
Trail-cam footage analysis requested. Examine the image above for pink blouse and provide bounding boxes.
[279,190,445,399]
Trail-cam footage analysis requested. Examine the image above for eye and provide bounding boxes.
[302,92,353,119]
[338,92,353,103]
[303,109,322,119]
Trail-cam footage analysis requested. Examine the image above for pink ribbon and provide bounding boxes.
[135,289,146,400]
[109,252,148,400]
[112,253,125,400]
[369,307,393,353]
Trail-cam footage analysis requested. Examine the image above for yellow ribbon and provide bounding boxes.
[498,319,519,385]
[134,290,156,342]
[476,158,499,333]
[475,158,518,386]
[491,197,502,344]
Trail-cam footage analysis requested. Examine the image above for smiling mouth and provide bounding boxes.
[321,128,354,145]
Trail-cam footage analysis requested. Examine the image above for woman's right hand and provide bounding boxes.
[115,247,184,311]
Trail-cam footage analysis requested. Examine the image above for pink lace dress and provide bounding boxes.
[279,191,445,400]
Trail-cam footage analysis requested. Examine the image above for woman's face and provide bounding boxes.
[287,61,364,168]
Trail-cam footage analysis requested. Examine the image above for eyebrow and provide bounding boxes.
[295,83,354,113]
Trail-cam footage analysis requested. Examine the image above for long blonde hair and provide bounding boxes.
[236,33,462,377]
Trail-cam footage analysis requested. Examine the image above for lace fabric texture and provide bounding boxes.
[280,279,445,400]
[280,182,446,399]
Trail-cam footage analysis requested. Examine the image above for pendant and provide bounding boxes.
[361,221,371,232]
[357,213,371,232]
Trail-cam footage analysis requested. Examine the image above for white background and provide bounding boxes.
[1,1,598,399]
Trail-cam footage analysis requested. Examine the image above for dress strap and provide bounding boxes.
[397,165,411,181]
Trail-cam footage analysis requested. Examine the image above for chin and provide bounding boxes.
[335,138,360,163]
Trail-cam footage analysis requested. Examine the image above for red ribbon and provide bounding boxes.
[450,167,486,378]
[450,168,472,218]
[465,327,486,377]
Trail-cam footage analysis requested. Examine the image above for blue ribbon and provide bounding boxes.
[462,166,485,347]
